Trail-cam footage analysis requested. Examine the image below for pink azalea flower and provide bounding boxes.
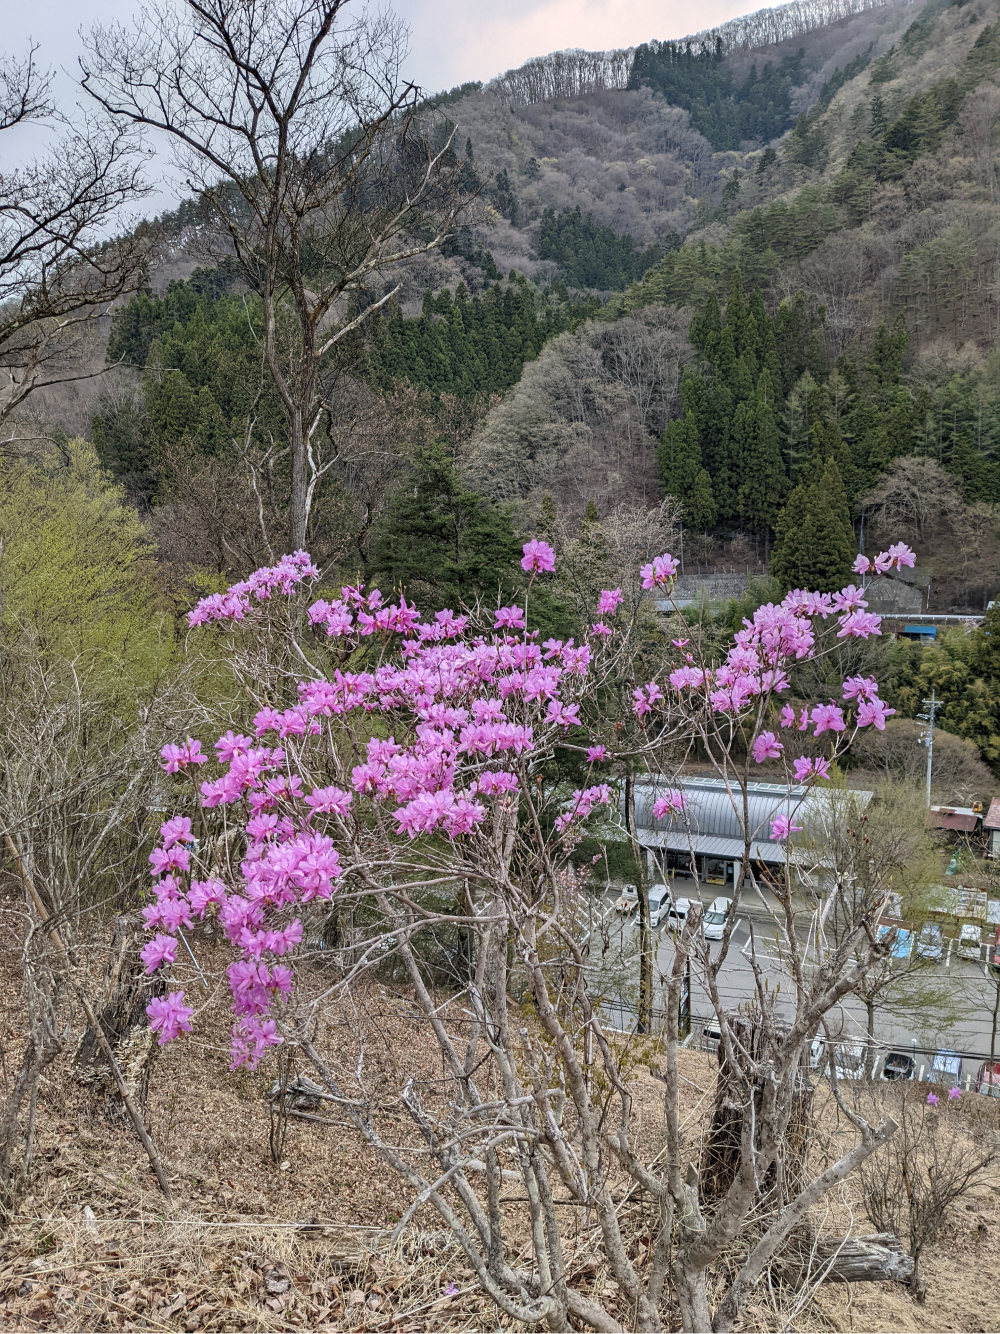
[140,934,177,974]
[852,554,871,575]
[590,621,612,638]
[926,1091,940,1107]
[521,540,556,573]
[160,738,208,772]
[305,785,353,816]
[596,588,624,614]
[494,606,526,630]
[810,704,846,737]
[671,637,690,648]
[752,731,783,764]
[857,698,895,730]
[837,610,882,640]
[832,585,868,613]
[159,816,193,850]
[587,746,608,763]
[146,991,194,1044]
[842,675,879,702]
[640,553,679,590]
[947,1085,961,1100]
[770,814,803,842]
[887,542,916,569]
[652,791,686,819]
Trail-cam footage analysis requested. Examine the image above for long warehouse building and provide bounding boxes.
[632,776,873,889]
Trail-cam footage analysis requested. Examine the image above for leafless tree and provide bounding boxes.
[852,718,996,805]
[857,1081,999,1296]
[0,47,148,437]
[861,456,964,545]
[82,0,471,550]
[468,309,690,522]
[0,631,196,1203]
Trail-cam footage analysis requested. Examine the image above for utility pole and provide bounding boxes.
[919,690,938,807]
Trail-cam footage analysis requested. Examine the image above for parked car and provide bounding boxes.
[702,896,733,941]
[648,884,672,927]
[916,922,944,961]
[958,923,983,961]
[877,924,913,960]
[614,884,638,914]
[664,897,691,927]
[977,1060,1000,1097]
[702,1020,722,1049]
[926,1048,962,1085]
[882,1050,916,1081]
[833,1043,865,1080]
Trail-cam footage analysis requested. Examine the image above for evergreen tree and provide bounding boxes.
[368,443,522,612]
[659,412,717,530]
[737,370,786,533]
[770,458,856,592]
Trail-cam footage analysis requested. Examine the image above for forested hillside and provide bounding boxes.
[15,0,1000,775]
[8,6,1000,1329]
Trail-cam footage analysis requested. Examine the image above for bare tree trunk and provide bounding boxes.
[76,911,165,1120]
[865,997,877,1079]
[289,407,307,550]
[0,1030,62,1211]
[6,835,173,1201]
[624,772,653,1032]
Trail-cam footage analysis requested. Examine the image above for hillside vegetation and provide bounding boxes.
[21,0,1000,783]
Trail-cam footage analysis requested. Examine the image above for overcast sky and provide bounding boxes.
[3,0,762,207]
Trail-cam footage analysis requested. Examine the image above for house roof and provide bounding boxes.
[928,806,980,832]
[984,797,1000,830]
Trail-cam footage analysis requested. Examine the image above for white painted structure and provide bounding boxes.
[632,776,873,888]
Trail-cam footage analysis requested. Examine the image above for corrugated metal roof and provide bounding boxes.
[986,797,1000,830]
[928,807,980,832]
[640,830,783,863]
[633,776,873,864]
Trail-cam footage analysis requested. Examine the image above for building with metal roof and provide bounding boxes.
[633,776,873,889]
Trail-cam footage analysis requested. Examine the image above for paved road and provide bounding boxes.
[596,883,1000,1090]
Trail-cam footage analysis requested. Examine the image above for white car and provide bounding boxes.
[702,896,733,941]
[614,884,638,914]
[833,1043,865,1080]
[648,884,671,927]
[664,897,691,927]
[958,923,982,961]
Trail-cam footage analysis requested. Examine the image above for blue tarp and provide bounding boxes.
[903,625,937,637]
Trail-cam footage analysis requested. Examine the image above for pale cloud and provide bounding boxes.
[8,0,766,98]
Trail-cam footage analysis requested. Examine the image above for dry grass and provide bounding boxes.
[2,926,1000,1332]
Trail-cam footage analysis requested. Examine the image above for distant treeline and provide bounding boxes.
[93,268,599,502]
[484,0,892,108]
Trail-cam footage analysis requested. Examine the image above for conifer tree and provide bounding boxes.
[770,457,856,591]
[659,412,717,531]
[725,268,747,355]
[736,370,786,534]
[369,443,522,612]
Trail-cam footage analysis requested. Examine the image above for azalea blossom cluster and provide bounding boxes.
[648,548,912,738]
[143,536,911,1068]
[143,540,644,1066]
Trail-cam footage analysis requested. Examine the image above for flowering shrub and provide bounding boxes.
[143,539,915,1069]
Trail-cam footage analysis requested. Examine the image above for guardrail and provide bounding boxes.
[601,1003,1000,1093]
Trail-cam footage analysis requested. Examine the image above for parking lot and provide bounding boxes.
[599,880,1000,1093]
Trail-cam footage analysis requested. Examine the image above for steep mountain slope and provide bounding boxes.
[398,0,913,301]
